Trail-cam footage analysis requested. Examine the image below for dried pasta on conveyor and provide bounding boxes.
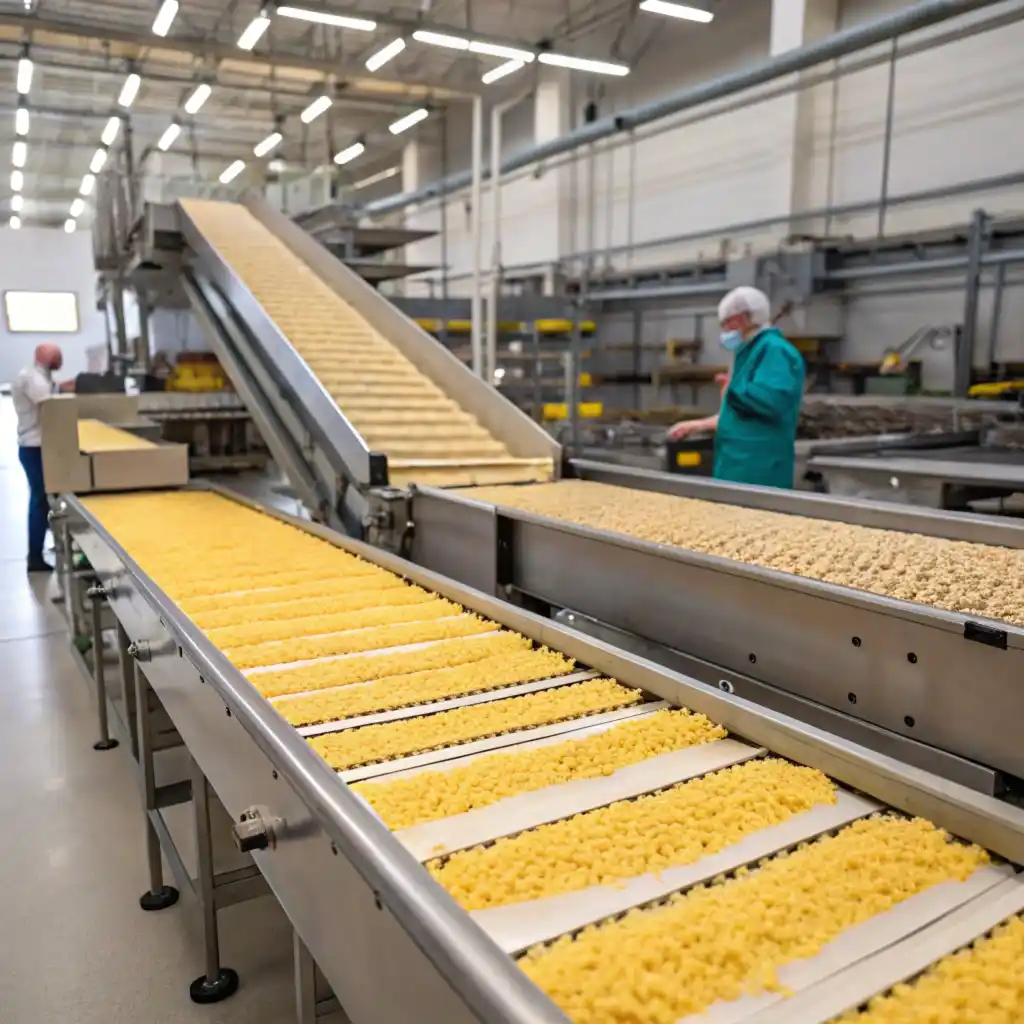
[464,479,1024,626]
[81,488,1024,1024]
[180,198,553,488]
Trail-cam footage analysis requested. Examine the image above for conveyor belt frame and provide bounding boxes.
[59,482,1024,1020]
[407,461,1024,781]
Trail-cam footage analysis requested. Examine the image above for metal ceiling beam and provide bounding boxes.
[0,12,473,100]
[0,49,415,111]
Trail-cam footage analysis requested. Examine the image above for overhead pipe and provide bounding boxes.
[363,0,1003,220]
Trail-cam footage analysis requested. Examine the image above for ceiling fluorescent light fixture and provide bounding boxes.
[70,197,85,217]
[101,116,121,145]
[184,83,212,114]
[365,37,406,71]
[254,131,283,156]
[300,95,332,123]
[152,0,179,36]
[482,59,525,84]
[237,14,271,50]
[219,159,245,184]
[12,141,26,168]
[275,6,375,30]
[412,30,533,62]
[11,170,23,191]
[11,194,22,212]
[118,72,142,108]
[90,148,108,174]
[268,158,287,172]
[638,0,714,22]
[538,52,630,76]
[157,123,181,151]
[412,30,469,50]
[80,173,96,195]
[16,57,32,95]
[389,107,429,134]
[353,165,399,189]
[15,106,29,136]
[64,218,76,233]
[333,141,364,165]
[10,215,21,229]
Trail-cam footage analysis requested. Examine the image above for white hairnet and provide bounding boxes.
[718,286,771,327]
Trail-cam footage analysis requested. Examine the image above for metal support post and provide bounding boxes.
[877,36,899,237]
[957,208,988,396]
[87,585,118,751]
[134,660,180,913]
[986,261,1007,368]
[59,519,84,639]
[189,757,239,1004]
[116,622,139,758]
[111,280,129,358]
[470,94,484,378]
[136,289,152,373]
[294,932,346,1024]
[488,101,504,386]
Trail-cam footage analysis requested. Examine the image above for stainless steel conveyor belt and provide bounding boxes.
[57,483,1024,1024]
[404,459,1024,791]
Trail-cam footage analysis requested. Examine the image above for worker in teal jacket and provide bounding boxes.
[668,287,805,489]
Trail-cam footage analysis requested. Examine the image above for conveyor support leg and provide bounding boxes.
[88,586,118,752]
[134,662,180,913]
[189,757,239,1004]
[115,623,139,758]
[294,932,345,1023]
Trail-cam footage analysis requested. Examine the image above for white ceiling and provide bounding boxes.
[0,0,649,226]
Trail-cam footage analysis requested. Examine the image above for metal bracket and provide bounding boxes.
[128,639,152,662]
[86,584,107,600]
[232,805,284,853]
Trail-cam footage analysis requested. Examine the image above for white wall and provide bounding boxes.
[0,226,105,385]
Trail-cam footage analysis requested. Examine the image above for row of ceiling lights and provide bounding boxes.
[4,0,711,230]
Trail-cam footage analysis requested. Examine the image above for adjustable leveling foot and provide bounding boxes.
[190,968,239,1004]
[139,886,179,912]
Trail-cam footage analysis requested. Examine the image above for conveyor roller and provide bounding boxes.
[75,486,1024,1024]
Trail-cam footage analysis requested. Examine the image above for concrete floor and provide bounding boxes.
[0,398,303,1023]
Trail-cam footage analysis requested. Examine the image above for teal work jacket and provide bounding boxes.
[713,327,805,489]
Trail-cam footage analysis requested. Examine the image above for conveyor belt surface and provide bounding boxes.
[180,199,552,488]
[77,419,155,452]
[79,487,1024,1024]
[463,479,1024,626]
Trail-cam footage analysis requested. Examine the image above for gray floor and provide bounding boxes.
[0,398,301,1023]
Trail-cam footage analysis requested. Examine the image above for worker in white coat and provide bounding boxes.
[12,344,64,572]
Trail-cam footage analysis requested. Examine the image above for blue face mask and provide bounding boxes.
[720,330,744,352]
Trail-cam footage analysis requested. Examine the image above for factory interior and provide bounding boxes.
[4,0,1024,1021]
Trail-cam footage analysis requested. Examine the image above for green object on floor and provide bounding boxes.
[73,635,92,654]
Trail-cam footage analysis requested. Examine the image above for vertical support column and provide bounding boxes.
[957,208,988,397]
[533,69,572,265]
[470,95,485,379]
[134,658,180,913]
[189,757,240,1004]
[116,622,139,759]
[770,0,840,235]
[87,584,118,751]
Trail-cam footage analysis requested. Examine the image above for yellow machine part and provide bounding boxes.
[542,402,604,421]
[969,380,1024,397]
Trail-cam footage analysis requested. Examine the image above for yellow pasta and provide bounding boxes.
[78,419,156,452]
[355,708,726,830]
[252,632,531,699]
[839,914,1024,1023]
[225,614,497,670]
[522,816,989,1024]
[275,646,574,726]
[309,679,643,771]
[431,758,835,910]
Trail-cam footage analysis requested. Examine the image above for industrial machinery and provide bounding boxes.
[59,194,1024,1021]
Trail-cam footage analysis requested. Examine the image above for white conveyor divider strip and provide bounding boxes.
[246,629,504,676]
[340,702,668,784]
[739,872,1024,1024]
[264,638,566,702]
[475,789,881,956]
[362,707,668,784]
[398,738,764,863]
[676,863,1016,1024]
[232,613,470,652]
[298,671,600,738]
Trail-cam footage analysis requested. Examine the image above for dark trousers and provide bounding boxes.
[18,446,48,563]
